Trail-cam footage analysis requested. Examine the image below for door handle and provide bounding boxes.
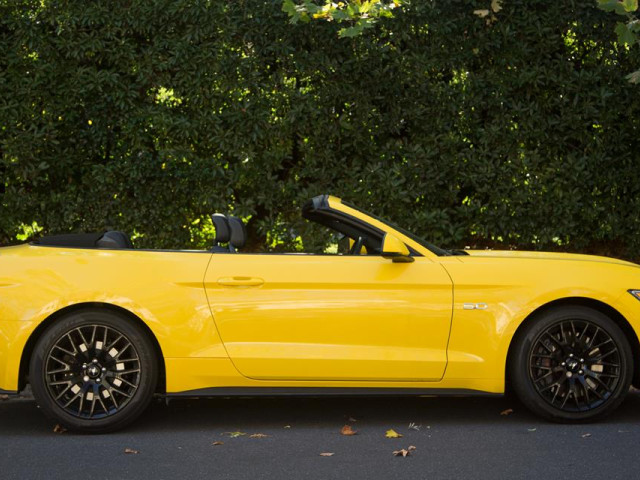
[217,276,264,287]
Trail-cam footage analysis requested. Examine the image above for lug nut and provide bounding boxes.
[102,367,107,373]
[96,378,101,383]
[92,359,99,364]
[561,362,566,366]
[569,354,574,358]
[579,370,583,374]
[83,376,90,382]
[580,358,584,362]
[82,363,87,368]
[566,371,573,378]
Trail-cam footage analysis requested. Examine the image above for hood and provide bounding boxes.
[463,249,639,268]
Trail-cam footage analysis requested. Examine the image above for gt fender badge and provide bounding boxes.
[463,303,488,310]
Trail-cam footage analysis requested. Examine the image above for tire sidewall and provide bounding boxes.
[30,309,158,433]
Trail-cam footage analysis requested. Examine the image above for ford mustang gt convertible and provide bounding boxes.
[1,195,640,432]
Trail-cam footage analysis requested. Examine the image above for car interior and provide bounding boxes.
[31,200,387,256]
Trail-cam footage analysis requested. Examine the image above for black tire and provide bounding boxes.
[30,309,158,433]
[510,306,633,422]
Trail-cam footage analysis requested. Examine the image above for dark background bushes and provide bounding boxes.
[1,1,639,258]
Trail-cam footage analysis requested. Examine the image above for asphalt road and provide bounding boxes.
[2,390,640,480]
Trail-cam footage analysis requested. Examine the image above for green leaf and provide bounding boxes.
[615,22,638,45]
[282,0,296,15]
[626,69,640,83]
[597,0,620,12]
[598,0,635,14]
[339,23,364,37]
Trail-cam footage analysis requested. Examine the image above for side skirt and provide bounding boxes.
[0,389,18,396]
[166,387,502,398]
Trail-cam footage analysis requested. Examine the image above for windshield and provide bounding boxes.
[341,201,450,256]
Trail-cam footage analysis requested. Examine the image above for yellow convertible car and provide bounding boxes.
[1,195,639,432]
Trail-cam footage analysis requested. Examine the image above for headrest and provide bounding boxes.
[96,231,133,249]
[227,216,247,249]
[211,214,230,244]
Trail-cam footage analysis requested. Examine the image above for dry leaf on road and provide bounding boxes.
[212,441,224,446]
[124,448,140,455]
[386,429,403,438]
[249,433,269,438]
[225,431,247,438]
[582,433,592,438]
[500,409,514,416]
[53,424,67,434]
[319,452,335,457]
[408,423,421,431]
[393,446,416,457]
[341,425,357,436]
[348,417,357,422]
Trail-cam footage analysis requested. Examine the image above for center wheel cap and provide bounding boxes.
[86,365,102,378]
[565,357,582,373]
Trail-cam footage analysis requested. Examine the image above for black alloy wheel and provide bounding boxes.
[510,306,633,422]
[44,324,141,419]
[30,309,158,433]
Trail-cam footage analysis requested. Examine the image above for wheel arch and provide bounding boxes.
[19,302,166,394]
[505,296,640,392]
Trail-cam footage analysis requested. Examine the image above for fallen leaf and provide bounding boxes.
[582,433,592,438]
[225,431,247,438]
[527,428,537,432]
[408,422,421,431]
[124,448,139,454]
[348,417,357,422]
[53,424,67,434]
[319,452,335,457]
[491,0,502,13]
[393,446,416,457]
[341,425,358,436]
[473,9,490,18]
[500,408,514,416]
[212,441,224,446]
[386,429,403,438]
[249,433,269,438]
[284,425,291,429]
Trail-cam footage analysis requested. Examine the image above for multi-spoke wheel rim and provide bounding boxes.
[529,319,622,412]
[45,324,141,419]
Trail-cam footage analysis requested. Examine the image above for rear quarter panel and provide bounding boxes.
[0,245,222,391]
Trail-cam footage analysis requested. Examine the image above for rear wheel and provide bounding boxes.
[30,309,158,433]
[510,306,633,422]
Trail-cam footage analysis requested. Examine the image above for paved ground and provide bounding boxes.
[2,390,640,480]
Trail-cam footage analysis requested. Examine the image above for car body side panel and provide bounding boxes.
[440,255,640,385]
[203,254,453,382]
[2,230,640,396]
[0,244,224,391]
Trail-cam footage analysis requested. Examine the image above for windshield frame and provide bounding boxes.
[340,200,449,256]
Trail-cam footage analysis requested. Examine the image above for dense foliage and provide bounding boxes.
[1,1,639,259]
[598,0,640,82]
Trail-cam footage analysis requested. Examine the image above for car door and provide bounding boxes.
[204,253,453,382]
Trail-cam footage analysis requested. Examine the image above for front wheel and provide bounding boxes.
[30,309,158,433]
[510,306,633,422]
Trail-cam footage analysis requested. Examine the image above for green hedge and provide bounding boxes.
[1,1,639,259]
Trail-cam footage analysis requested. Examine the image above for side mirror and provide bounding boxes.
[381,233,414,263]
